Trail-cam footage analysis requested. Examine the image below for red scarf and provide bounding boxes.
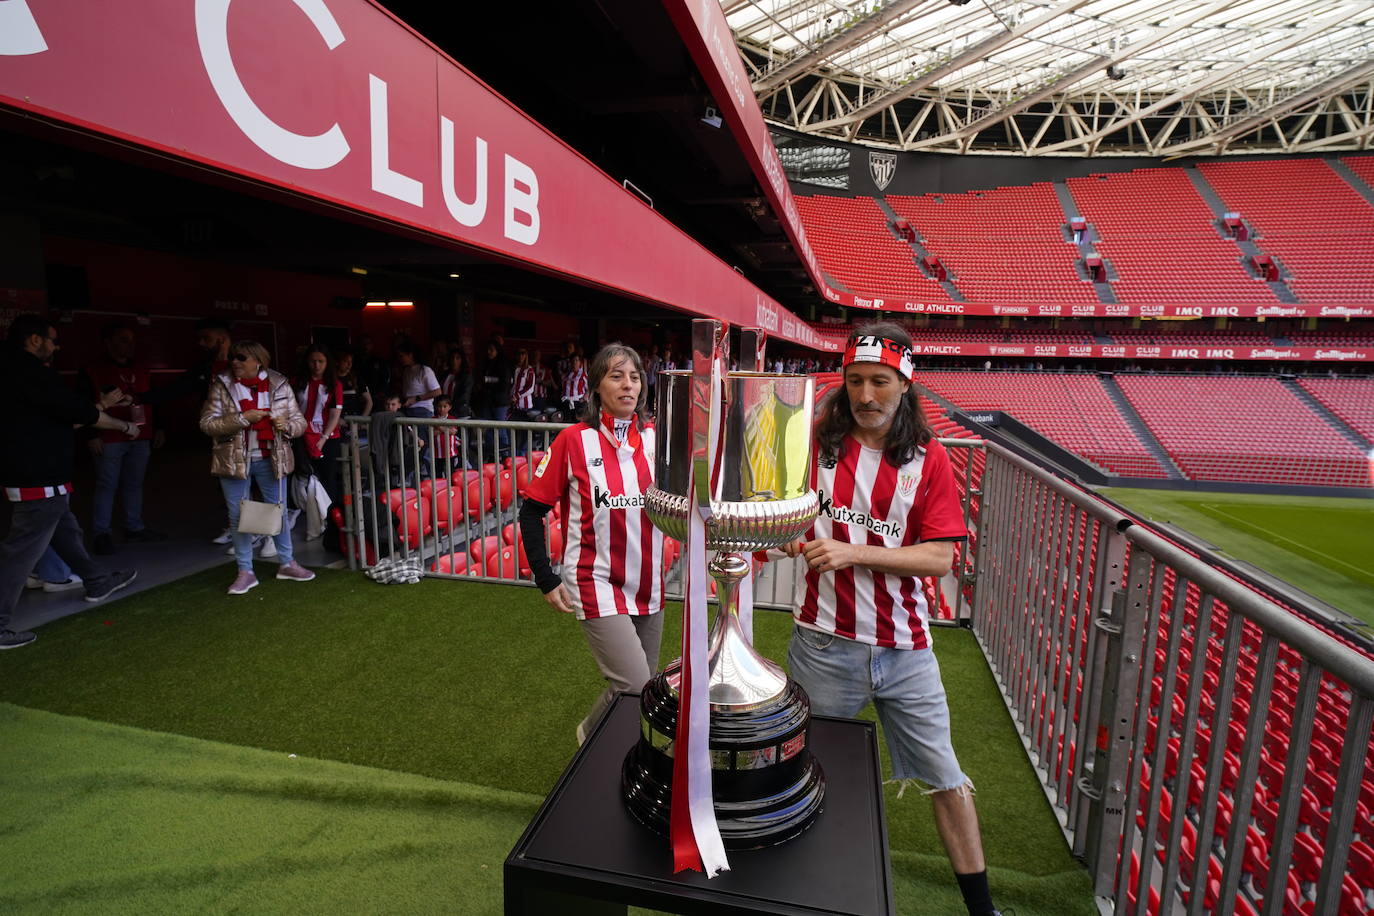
[236,372,273,456]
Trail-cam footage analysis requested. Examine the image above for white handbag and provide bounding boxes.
[237,432,286,536]
[237,496,284,536]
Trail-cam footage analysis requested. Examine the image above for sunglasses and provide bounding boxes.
[230,354,250,361]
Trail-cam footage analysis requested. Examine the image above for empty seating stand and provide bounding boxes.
[916,371,1167,478]
[794,195,955,302]
[1198,159,1374,302]
[791,156,1374,308]
[887,183,1097,303]
[1297,378,1374,441]
[1065,169,1277,304]
[1116,376,1371,487]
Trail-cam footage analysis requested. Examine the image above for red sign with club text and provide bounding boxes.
[0,0,833,350]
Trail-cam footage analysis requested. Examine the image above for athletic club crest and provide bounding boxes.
[869,151,897,190]
[897,473,917,497]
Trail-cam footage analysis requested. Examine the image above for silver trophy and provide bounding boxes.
[621,321,826,849]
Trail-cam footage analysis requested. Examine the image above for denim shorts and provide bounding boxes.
[787,624,969,789]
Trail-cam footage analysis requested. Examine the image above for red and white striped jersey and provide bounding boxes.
[563,368,588,403]
[794,436,966,650]
[511,366,536,410]
[296,379,344,437]
[524,414,663,620]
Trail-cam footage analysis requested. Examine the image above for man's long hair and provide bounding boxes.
[816,322,932,468]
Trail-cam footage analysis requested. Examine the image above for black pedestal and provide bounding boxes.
[505,693,894,916]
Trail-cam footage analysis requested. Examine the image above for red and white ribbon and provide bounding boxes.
[670,353,730,877]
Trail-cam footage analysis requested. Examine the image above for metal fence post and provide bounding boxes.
[1080,534,1143,894]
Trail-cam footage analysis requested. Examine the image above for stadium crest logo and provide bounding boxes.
[868,152,897,190]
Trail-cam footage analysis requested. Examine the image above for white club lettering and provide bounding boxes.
[0,0,46,55]
[369,74,423,206]
[504,153,540,246]
[195,0,350,170]
[441,117,488,227]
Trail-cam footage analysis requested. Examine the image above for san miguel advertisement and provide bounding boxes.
[0,0,834,351]
[898,342,1374,363]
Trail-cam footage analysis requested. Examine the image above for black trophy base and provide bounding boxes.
[620,667,825,850]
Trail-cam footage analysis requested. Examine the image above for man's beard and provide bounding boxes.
[852,400,897,430]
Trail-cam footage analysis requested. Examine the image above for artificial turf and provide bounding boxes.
[0,703,523,914]
[1099,487,1374,624]
[0,566,1095,914]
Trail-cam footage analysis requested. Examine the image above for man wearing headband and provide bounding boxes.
[776,321,1002,916]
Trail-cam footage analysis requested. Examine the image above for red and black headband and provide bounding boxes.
[842,335,915,382]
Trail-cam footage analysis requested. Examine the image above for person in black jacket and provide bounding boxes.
[474,340,512,460]
[0,314,141,649]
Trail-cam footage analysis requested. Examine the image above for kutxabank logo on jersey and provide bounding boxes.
[593,485,645,510]
[868,151,897,191]
[817,489,903,538]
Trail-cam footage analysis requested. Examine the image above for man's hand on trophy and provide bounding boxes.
[542,583,576,614]
[801,538,856,573]
[781,541,805,559]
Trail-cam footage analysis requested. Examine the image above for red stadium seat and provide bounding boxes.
[432,552,470,575]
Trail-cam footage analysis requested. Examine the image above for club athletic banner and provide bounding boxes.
[0,0,833,351]
[662,0,1374,322]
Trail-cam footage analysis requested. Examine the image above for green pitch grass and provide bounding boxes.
[1099,487,1374,625]
[0,567,1094,915]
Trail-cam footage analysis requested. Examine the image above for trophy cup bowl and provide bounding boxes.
[621,369,826,850]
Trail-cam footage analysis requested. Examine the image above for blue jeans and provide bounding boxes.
[788,625,968,788]
[480,406,509,461]
[35,546,73,583]
[220,459,294,572]
[91,439,151,534]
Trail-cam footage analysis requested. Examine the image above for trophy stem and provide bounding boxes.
[704,551,788,710]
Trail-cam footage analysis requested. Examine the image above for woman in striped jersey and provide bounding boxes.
[519,343,664,744]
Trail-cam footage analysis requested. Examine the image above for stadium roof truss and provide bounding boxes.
[725,0,1374,156]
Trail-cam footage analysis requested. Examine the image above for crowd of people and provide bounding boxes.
[0,320,703,610]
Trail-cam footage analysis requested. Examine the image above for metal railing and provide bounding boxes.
[337,415,1374,913]
[338,415,982,618]
[972,440,1374,915]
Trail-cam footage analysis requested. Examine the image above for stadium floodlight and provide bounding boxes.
[1106,64,1127,80]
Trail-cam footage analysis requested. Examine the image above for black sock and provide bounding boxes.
[955,870,996,916]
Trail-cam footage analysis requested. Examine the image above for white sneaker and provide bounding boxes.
[259,538,278,559]
[43,576,84,593]
[212,528,233,544]
[25,575,43,590]
[225,544,236,556]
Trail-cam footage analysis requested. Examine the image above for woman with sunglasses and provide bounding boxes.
[200,340,314,595]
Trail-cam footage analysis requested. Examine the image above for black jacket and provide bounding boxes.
[476,355,511,409]
[1,348,99,489]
